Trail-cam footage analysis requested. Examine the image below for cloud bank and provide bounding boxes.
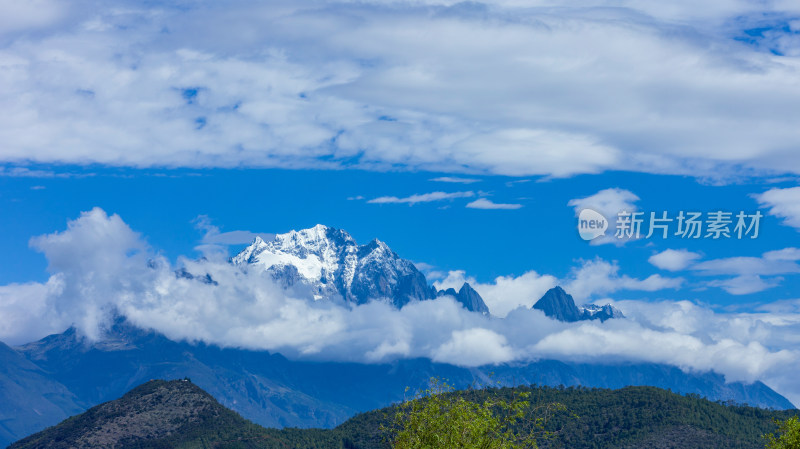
[1,1,800,179]
[1,208,799,405]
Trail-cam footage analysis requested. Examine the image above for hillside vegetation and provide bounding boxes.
[9,380,797,449]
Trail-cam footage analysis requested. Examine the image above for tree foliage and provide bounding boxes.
[388,378,564,449]
[764,416,800,449]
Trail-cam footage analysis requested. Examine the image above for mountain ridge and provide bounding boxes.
[0,317,792,447]
[230,224,489,312]
[533,286,624,322]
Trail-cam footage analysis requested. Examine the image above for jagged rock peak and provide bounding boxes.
[533,286,623,323]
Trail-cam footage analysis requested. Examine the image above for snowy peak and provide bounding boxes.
[580,303,625,322]
[533,286,623,323]
[231,225,491,313]
[232,225,436,309]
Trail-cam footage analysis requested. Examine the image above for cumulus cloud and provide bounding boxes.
[755,187,800,230]
[434,269,558,317]
[1,2,800,179]
[0,278,66,344]
[367,191,474,205]
[2,208,800,404]
[649,249,702,271]
[435,258,683,315]
[465,198,523,210]
[433,328,514,366]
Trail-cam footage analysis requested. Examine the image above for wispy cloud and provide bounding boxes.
[430,176,481,184]
[659,247,800,295]
[465,198,523,210]
[505,179,530,187]
[368,191,474,205]
[193,215,274,259]
[754,187,800,231]
[0,166,91,178]
[707,275,782,296]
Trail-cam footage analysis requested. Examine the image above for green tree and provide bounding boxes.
[764,416,800,449]
[388,378,563,449]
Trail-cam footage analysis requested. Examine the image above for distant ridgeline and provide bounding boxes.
[0,226,794,448]
[10,379,796,449]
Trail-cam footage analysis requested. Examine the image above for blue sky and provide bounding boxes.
[2,0,800,405]
[2,165,799,308]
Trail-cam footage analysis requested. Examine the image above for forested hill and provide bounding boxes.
[9,380,797,449]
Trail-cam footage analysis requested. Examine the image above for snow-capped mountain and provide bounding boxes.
[580,303,625,321]
[232,225,442,309]
[533,286,624,322]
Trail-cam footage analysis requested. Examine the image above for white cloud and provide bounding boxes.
[568,188,640,245]
[0,167,90,178]
[765,248,800,261]
[367,191,474,205]
[1,2,800,179]
[755,187,800,230]
[0,0,65,34]
[708,275,782,295]
[430,176,480,184]
[433,328,514,366]
[193,215,274,259]
[4,208,800,405]
[649,249,702,271]
[465,198,523,210]
[436,258,684,315]
[434,269,558,317]
[692,249,800,277]
[664,247,800,295]
[27,207,149,340]
[564,258,683,301]
[0,278,67,344]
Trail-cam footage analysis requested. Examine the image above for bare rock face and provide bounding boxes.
[533,286,624,322]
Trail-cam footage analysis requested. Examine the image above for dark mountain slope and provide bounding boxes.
[0,341,84,448]
[11,380,796,449]
[329,385,797,449]
[8,379,273,449]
